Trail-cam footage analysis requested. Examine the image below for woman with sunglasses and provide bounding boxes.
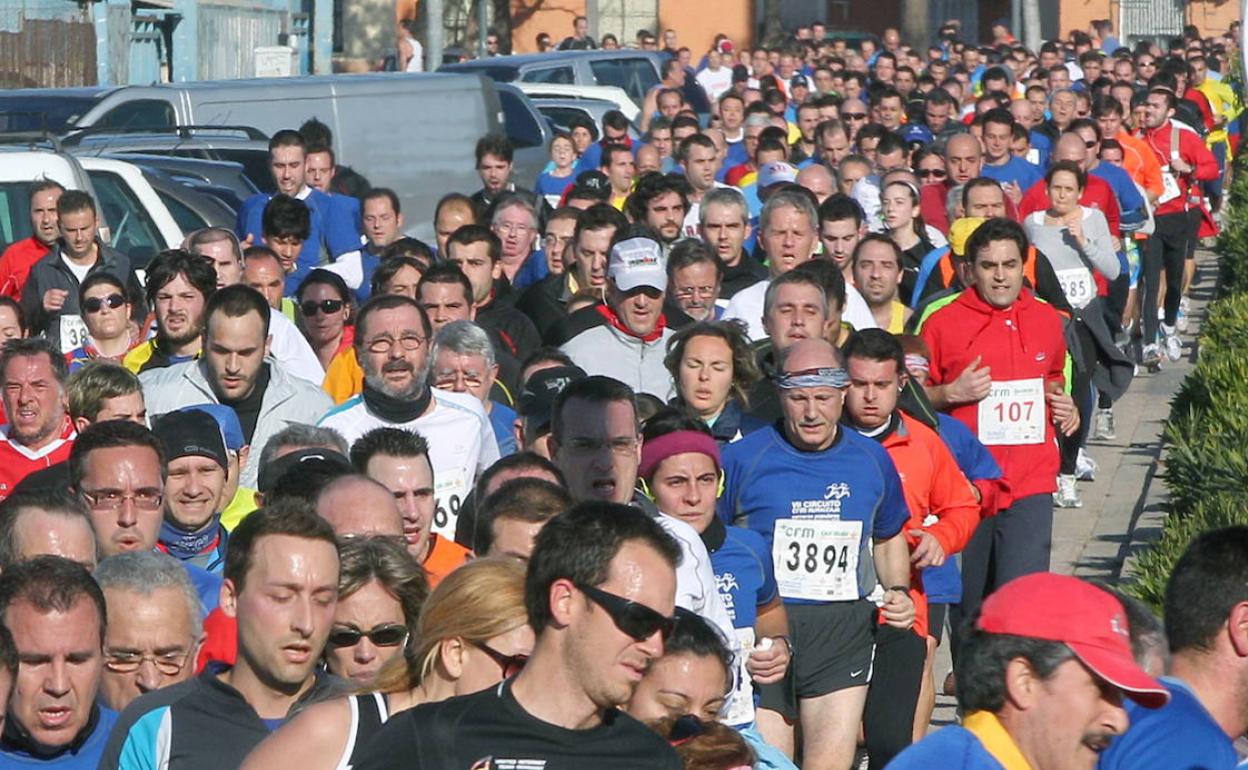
[241,557,531,770]
[881,180,947,306]
[911,148,948,188]
[627,609,795,770]
[296,269,354,372]
[663,321,761,446]
[323,537,428,685]
[66,272,140,372]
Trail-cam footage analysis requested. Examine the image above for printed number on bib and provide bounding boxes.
[978,377,1045,445]
[59,315,89,354]
[721,627,756,727]
[772,519,861,601]
[1055,267,1095,308]
[1158,170,1182,205]
[432,469,468,538]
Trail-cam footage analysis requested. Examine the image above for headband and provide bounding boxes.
[904,354,930,374]
[639,430,722,480]
[774,366,850,390]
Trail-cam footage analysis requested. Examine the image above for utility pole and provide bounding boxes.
[477,0,489,58]
[1022,0,1041,53]
[427,0,443,69]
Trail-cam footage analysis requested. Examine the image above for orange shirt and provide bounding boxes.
[323,346,364,404]
[879,413,981,638]
[1115,129,1164,201]
[423,533,471,587]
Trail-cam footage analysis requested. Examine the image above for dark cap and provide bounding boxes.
[790,74,810,89]
[732,64,750,83]
[567,170,612,203]
[153,410,228,471]
[257,448,353,494]
[517,365,586,432]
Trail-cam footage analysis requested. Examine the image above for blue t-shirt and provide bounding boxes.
[717,426,909,604]
[709,525,778,631]
[489,402,518,457]
[1028,130,1053,168]
[535,171,575,204]
[1091,162,1146,222]
[1098,677,1237,770]
[0,707,118,769]
[922,414,1004,603]
[888,724,1004,770]
[981,155,1044,191]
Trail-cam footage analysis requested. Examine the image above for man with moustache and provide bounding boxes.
[123,250,216,375]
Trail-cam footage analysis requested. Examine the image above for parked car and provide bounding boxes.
[440,50,664,110]
[0,147,101,249]
[0,73,506,240]
[81,152,259,206]
[514,83,639,122]
[62,126,275,193]
[495,84,554,192]
[531,98,641,142]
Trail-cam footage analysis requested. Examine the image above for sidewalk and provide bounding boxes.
[927,247,1218,729]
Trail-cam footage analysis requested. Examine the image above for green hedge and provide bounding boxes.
[1126,160,1248,612]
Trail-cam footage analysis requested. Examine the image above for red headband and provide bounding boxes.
[639,430,721,480]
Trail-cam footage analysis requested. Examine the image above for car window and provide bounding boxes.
[520,66,575,85]
[0,182,35,247]
[86,170,164,267]
[590,58,659,104]
[536,106,592,132]
[498,90,545,149]
[210,149,276,193]
[95,99,176,131]
[156,190,208,233]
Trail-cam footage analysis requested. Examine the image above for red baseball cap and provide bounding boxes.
[977,573,1169,708]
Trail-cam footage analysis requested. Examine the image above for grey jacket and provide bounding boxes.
[561,323,675,400]
[21,240,146,352]
[139,358,333,488]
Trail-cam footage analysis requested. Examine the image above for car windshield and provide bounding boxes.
[446,64,520,82]
[0,94,106,133]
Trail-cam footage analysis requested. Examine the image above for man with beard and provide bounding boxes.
[0,338,76,500]
[124,250,216,375]
[318,294,499,538]
[139,285,332,490]
[624,174,689,256]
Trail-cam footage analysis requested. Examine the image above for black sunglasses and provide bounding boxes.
[842,112,868,120]
[83,293,126,313]
[327,623,408,649]
[668,714,709,746]
[576,583,676,642]
[471,640,528,678]
[300,299,345,316]
[916,168,947,178]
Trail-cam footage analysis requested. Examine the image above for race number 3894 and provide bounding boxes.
[772,519,862,602]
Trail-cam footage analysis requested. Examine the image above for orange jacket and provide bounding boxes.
[323,346,364,404]
[1115,129,1164,201]
[879,412,981,638]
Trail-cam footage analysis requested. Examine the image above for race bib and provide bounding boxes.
[772,518,862,602]
[1026,148,1041,165]
[1055,267,1096,308]
[1158,169,1182,205]
[978,377,1045,445]
[59,315,89,353]
[721,627,756,727]
[432,468,468,538]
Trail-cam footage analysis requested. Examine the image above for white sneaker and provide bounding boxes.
[1055,474,1083,508]
[1142,343,1162,369]
[1075,449,1098,481]
[1162,324,1183,362]
[1092,407,1116,440]
[1177,297,1191,333]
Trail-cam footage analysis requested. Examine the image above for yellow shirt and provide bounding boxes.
[1197,78,1239,148]
[221,486,259,531]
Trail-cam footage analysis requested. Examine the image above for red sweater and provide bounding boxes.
[0,237,50,301]
[1018,174,1122,237]
[1143,120,1219,218]
[920,287,1067,499]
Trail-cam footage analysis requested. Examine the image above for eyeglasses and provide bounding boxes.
[80,488,163,512]
[495,222,533,236]
[300,299,345,316]
[471,640,528,678]
[104,649,190,676]
[916,168,948,179]
[327,623,409,649]
[564,436,639,456]
[575,583,676,642]
[83,293,126,314]
[365,334,426,354]
[674,286,717,299]
[842,112,868,120]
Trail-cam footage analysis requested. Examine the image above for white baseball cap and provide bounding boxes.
[608,237,666,292]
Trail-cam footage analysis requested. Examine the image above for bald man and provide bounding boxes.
[920,134,985,234]
[797,164,835,205]
[316,474,405,539]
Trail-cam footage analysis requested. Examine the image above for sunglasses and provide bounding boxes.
[83,293,126,313]
[471,640,528,678]
[1083,140,1098,148]
[327,623,408,649]
[576,583,676,642]
[842,112,868,120]
[300,299,345,316]
[916,168,947,179]
[668,714,709,746]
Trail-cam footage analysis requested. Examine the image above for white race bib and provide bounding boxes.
[432,469,468,538]
[978,377,1046,445]
[772,518,862,602]
[1055,266,1096,308]
[1026,148,1041,165]
[1158,169,1182,204]
[721,627,756,727]
[59,315,89,353]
